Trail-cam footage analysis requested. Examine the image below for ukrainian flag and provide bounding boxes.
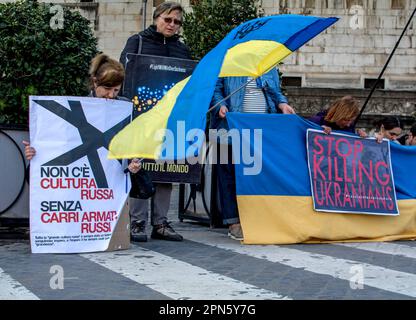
[227,113,416,244]
[108,15,338,160]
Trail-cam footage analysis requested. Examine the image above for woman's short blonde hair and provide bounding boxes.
[324,96,360,123]
[89,53,125,89]
[153,1,183,21]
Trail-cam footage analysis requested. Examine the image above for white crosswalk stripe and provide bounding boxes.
[1,231,416,299]
[335,242,416,259]
[0,267,39,300]
[81,246,290,300]
[180,230,416,298]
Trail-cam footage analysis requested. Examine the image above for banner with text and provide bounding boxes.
[29,96,132,253]
[123,53,197,118]
[123,53,201,183]
[306,129,399,216]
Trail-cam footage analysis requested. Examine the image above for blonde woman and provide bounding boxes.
[309,96,367,137]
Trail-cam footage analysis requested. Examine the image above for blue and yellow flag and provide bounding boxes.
[227,113,416,244]
[108,15,338,160]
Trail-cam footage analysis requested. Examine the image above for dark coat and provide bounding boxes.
[119,25,191,65]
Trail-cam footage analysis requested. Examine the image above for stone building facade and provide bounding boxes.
[2,0,415,127]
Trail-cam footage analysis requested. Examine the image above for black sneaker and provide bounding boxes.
[131,221,147,242]
[151,221,183,241]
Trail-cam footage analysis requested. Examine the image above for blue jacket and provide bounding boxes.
[210,68,288,130]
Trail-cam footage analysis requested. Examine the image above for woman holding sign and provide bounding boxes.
[23,53,144,240]
[24,54,134,157]
[24,53,136,158]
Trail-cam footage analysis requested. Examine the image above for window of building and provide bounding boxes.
[391,0,405,9]
[282,76,302,87]
[364,78,385,89]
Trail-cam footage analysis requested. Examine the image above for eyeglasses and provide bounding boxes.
[160,16,182,26]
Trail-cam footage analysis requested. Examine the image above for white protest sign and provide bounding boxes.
[29,96,132,253]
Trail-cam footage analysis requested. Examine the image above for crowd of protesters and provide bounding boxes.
[23,2,416,244]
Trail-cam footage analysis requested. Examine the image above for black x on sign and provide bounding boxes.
[33,99,131,188]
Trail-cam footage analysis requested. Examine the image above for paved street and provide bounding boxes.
[1,186,416,301]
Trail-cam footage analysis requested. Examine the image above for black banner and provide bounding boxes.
[142,159,202,184]
[123,54,201,184]
[123,53,197,118]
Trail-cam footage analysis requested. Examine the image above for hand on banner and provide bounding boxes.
[375,133,384,144]
[22,140,36,161]
[219,105,228,118]
[278,103,295,114]
[321,125,332,135]
[128,158,142,174]
[356,128,368,138]
[375,125,385,144]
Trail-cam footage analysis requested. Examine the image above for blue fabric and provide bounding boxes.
[226,113,416,201]
[162,15,338,159]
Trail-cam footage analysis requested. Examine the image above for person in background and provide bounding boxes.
[308,95,367,137]
[119,1,191,242]
[120,1,191,64]
[210,67,295,241]
[371,116,403,144]
[406,123,416,146]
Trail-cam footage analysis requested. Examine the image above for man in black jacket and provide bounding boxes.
[119,2,191,243]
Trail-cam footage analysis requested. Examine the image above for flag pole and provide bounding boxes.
[206,63,280,114]
[206,77,256,113]
[353,6,416,127]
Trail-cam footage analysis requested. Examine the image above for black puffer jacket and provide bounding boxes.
[119,25,191,65]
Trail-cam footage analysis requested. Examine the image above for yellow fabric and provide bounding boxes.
[108,77,189,159]
[238,196,416,244]
[219,40,292,78]
[108,41,292,159]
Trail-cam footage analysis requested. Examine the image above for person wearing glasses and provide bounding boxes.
[405,123,416,146]
[119,2,191,243]
[119,1,191,64]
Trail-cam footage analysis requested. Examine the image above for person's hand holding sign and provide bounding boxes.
[22,140,36,161]
[278,103,295,114]
[219,105,228,118]
[321,125,332,135]
[128,158,142,174]
[356,128,367,138]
